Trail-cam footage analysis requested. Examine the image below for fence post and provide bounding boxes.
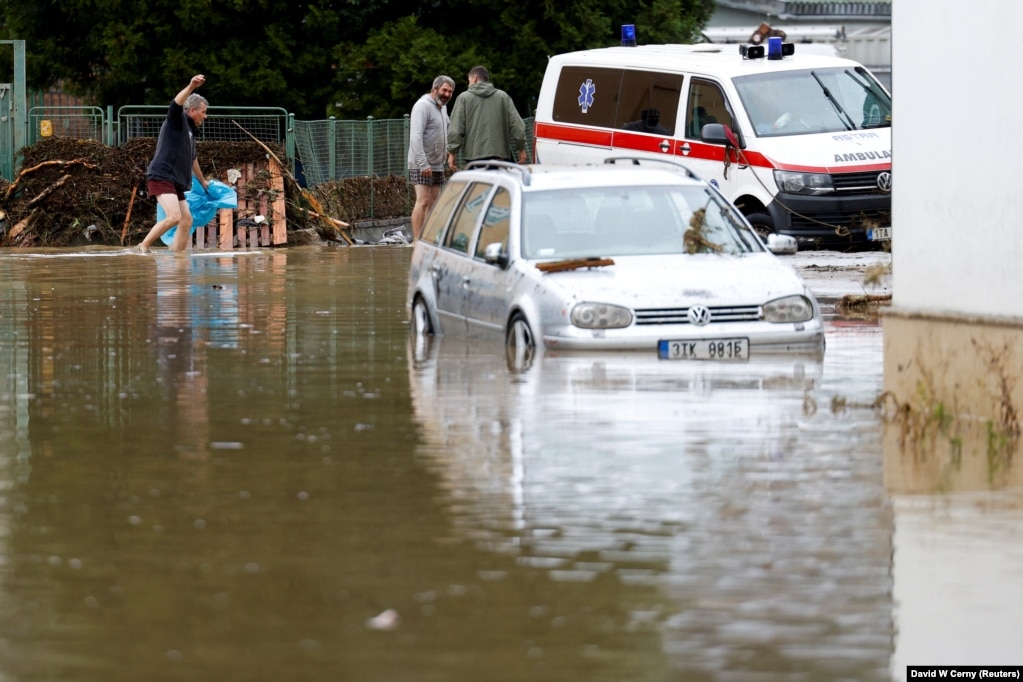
[106,105,114,146]
[328,116,337,183]
[286,112,296,177]
[367,116,374,219]
[403,114,410,176]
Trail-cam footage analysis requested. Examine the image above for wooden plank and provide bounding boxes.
[268,158,288,245]
[259,191,269,245]
[218,208,233,249]
[246,162,257,245]
[237,164,251,247]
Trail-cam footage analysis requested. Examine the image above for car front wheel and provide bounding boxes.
[505,313,536,370]
[411,297,434,336]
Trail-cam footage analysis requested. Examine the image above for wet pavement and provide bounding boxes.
[0,245,1017,681]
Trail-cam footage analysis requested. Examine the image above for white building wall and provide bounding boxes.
[892,4,1023,318]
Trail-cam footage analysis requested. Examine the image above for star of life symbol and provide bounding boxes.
[578,79,596,113]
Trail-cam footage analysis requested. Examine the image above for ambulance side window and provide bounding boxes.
[685,79,732,140]
[551,67,623,129]
[616,70,683,136]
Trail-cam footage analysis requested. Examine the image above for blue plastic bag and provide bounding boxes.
[158,177,238,245]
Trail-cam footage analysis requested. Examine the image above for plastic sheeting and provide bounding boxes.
[158,178,238,245]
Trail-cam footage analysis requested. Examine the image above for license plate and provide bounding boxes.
[867,227,891,241]
[658,338,749,361]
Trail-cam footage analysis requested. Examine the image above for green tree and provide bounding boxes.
[332,0,714,119]
[0,0,713,119]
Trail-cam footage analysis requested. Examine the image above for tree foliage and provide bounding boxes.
[0,0,713,119]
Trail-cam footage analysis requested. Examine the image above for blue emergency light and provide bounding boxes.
[621,24,636,47]
[740,40,795,60]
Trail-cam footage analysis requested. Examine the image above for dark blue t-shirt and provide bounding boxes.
[146,101,198,192]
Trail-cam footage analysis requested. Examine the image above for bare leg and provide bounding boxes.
[138,193,184,251]
[169,199,194,252]
[411,184,441,240]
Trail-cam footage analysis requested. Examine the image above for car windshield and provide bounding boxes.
[521,184,764,259]
[735,66,892,137]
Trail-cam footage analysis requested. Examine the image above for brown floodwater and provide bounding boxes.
[0,245,1010,681]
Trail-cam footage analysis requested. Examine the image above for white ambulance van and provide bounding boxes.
[533,42,892,249]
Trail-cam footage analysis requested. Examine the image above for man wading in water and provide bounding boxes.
[135,74,210,253]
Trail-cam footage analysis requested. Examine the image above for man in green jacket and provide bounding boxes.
[447,66,527,170]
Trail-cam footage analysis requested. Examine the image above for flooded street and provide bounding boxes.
[0,246,1018,680]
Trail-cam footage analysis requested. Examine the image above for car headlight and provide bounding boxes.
[763,295,814,323]
[570,302,633,329]
[774,170,834,195]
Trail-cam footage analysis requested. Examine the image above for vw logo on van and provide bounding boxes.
[687,305,712,326]
[876,172,892,193]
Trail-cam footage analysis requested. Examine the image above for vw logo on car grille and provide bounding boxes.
[876,171,892,193]
[687,305,712,326]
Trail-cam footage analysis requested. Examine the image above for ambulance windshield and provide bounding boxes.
[735,66,891,137]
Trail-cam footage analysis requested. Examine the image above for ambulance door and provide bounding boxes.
[536,66,623,164]
[676,78,740,200]
[609,69,684,160]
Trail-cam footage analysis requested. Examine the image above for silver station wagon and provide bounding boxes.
[407,160,825,362]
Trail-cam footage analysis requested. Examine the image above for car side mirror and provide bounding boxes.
[701,123,745,149]
[483,242,509,268]
[766,233,797,255]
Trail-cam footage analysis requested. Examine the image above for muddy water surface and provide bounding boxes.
[0,245,1005,681]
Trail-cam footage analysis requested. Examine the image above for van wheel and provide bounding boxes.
[745,212,774,242]
[411,297,434,336]
[505,313,536,370]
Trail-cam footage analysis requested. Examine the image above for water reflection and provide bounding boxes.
[410,330,893,679]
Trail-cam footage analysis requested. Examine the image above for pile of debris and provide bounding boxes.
[0,137,412,247]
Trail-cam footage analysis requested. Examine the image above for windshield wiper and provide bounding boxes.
[848,68,892,127]
[811,71,855,131]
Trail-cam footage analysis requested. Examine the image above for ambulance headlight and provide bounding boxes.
[774,170,834,195]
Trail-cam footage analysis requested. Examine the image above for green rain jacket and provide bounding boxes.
[447,81,526,162]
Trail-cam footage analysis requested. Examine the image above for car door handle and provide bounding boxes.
[461,276,470,289]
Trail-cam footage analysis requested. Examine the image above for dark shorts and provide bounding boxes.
[409,168,446,187]
[147,179,185,201]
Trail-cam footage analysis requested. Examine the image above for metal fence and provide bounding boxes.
[294,117,410,185]
[293,116,536,187]
[28,105,107,146]
[12,101,536,190]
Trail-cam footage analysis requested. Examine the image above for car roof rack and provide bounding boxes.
[463,159,532,186]
[602,156,701,181]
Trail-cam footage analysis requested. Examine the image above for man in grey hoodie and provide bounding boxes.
[408,75,455,240]
[447,66,526,170]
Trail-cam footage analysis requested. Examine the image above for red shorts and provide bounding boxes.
[147,179,185,201]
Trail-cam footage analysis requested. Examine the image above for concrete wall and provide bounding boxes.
[891,6,1023,320]
[884,2,1023,490]
[886,5,1023,672]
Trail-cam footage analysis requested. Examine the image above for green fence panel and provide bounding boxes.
[292,115,535,188]
[28,106,106,145]
[116,105,290,152]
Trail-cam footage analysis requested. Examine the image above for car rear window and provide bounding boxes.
[421,181,467,245]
